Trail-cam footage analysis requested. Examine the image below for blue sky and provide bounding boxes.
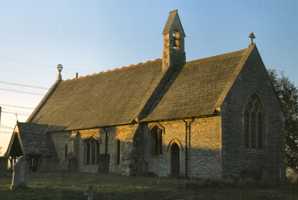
[0,0,297,147]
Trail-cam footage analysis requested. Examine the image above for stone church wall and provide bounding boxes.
[106,125,136,175]
[221,48,284,181]
[49,118,223,179]
[49,125,136,175]
[145,116,222,178]
[38,157,59,172]
[190,116,222,178]
[50,131,71,171]
[143,121,186,177]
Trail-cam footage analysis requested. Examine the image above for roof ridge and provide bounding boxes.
[63,48,247,82]
[64,58,162,82]
[186,48,248,64]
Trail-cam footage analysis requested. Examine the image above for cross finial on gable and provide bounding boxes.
[249,32,256,45]
[57,64,63,80]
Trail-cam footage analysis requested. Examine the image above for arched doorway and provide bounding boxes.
[170,143,180,177]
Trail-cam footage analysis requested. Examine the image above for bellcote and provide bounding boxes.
[162,10,186,71]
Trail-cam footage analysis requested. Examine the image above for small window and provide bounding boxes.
[86,141,90,164]
[116,139,120,165]
[96,142,100,164]
[244,95,264,149]
[64,144,68,161]
[91,140,96,164]
[151,126,163,155]
[105,132,109,155]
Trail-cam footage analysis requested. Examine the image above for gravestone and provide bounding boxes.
[84,185,94,200]
[10,156,27,190]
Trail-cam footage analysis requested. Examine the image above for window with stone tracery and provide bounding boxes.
[244,95,264,149]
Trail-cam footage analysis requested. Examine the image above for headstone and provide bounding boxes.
[10,156,27,190]
[84,185,94,200]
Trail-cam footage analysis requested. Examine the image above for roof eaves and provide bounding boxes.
[141,113,220,124]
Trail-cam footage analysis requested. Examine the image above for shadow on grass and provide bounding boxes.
[1,185,298,200]
[0,186,178,200]
[0,172,297,200]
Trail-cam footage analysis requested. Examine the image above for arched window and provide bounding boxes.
[172,30,181,50]
[151,126,163,155]
[84,138,100,165]
[64,144,68,161]
[116,139,121,165]
[244,95,264,149]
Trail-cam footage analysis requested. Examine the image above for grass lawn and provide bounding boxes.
[0,172,297,200]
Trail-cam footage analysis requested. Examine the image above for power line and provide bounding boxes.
[0,131,13,134]
[0,127,14,130]
[0,104,34,110]
[0,87,44,96]
[0,80,48,90]
[0,124,15,129]
[2,108,30,115]
[2,111,30,116]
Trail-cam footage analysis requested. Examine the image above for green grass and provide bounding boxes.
[0,172,297,200]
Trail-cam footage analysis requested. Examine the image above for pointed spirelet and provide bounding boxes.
[162,9,186,71]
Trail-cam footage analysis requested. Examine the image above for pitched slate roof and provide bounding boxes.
[28,45,253,130]
[30,59,164,130]
[15,122,60,156]
[143,48,250,121]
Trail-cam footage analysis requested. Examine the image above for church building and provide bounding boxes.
[6,10,284,181]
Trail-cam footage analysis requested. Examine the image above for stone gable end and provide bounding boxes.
[221,46,284,181]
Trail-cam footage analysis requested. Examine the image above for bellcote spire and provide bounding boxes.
[162,10,186,72]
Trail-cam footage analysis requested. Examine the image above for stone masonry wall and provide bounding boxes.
[190,116,222,178]
[49,119,222,179]
[76,125,137,175]
[221,47,284,181]
[50,131,71,171]
[106,125,136,176]
[50,125,137,175]
[144,116,222,178]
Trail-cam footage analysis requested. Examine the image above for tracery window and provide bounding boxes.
[151,126,163,155]
[244,95,264,149]
[84,138,100,165]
